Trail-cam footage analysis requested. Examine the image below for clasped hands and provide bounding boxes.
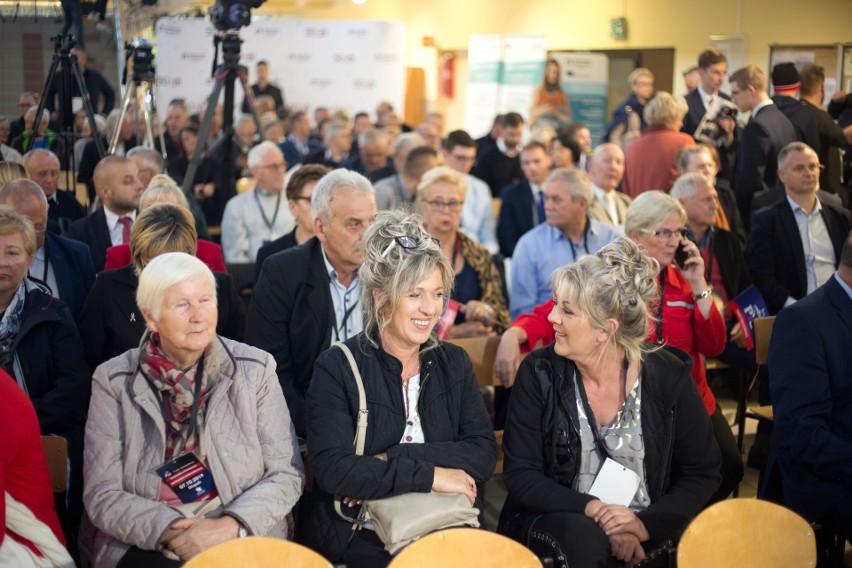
[160,515,240,561]
[585,499,650,564]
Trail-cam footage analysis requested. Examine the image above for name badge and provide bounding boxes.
[155,452,218,504]
[589,457,640,506]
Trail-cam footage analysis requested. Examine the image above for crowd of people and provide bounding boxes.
[2,46,852,568]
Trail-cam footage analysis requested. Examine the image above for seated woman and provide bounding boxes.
[78,203,246,372]
[418,166,509,338]
[83,252,304,567]
[103,176,226,273]
[498,238,722,567]
[305,211,498,568]
[171,124,222,227]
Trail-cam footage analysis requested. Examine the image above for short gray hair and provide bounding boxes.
[105,109,123,139]
[625,190,686,237]
[778,141,816,170]
[247,141,283,169]
[358,128,389,149]
[311,169,374,222]
[643,92,688,127]
[670,172,714,201]
[359,210,453,351]
[545,168,593,202]
[324,120,350,146]
[393,132,426,156]
[128,146,165,174]
[137,252,216,321]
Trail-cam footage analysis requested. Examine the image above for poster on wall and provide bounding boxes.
[464,35,504,139]
[499,34,547,123]
[550,51,610,144]
[155,17,406,121]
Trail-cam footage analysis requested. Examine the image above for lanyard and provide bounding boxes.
[655,270,665,344]
[333,296,360,342]
[704,232,715,287]
[568,216,591,260]
[144,352,206,442]
[574,356,629,462]
[253,188,282,233]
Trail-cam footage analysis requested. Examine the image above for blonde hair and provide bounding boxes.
[0,204,36,256]
[417,166,467,202]
[643,92,688,127]
[625,190,686,238]
[729,64,767,93]
[130,203,197,274]
[139,175,189,210]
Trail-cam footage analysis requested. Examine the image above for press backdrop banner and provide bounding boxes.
[155,17,406,120]
[550,51,609,143]
[464,34,503,139]
[499,34,546,122]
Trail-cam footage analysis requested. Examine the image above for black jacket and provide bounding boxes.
[706,227,750,302]
[497,179,536,258]
[498,344,721,545]
[304,334,498,561]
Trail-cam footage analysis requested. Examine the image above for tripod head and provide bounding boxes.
[214,31,244,70]
[123,37,155,84]
[50,33,76,58]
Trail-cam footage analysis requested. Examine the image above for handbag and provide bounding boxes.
[331,342,480,555]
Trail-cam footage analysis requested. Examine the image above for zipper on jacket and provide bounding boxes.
[658,408,675,496]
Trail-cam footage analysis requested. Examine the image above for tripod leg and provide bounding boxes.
[139,82,156,149]
[69,57,105,158]
[108,82,136,154]
[236,67,263,137]
[29,54,62,154]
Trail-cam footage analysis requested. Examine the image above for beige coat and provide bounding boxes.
[83,336,304,567]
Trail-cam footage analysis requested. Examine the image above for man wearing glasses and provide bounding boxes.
[747,142,850,314]
[8,92,38,143]
[221,142,295,263]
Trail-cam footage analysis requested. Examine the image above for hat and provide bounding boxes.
[772,62,800,92]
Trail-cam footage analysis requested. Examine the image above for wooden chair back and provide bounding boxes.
[677,498,816,567]
[182,536,332,568]
[40,435,68,493]
[752,316,775,366]
[445,336,500,387]
[236,176,256,194]
[389,527,540,568]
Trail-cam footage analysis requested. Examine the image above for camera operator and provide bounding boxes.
[45,46,115,117]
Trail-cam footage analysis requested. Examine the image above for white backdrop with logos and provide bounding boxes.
[155,17,407,120]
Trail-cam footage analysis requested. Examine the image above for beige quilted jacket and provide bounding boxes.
[83,336,304,567]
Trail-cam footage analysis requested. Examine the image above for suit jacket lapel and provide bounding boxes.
[306,241,333,347]
[778,203,807,296]
[826,276,852,336]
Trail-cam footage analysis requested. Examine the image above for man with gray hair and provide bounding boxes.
[221,141,295,263]
[509,167,620,318]
[247,169,377,437]
[0,179,95,318]
[340,128,394,182]
[586,143,632,226]
[303,120,352,168]
[24,148,86,232]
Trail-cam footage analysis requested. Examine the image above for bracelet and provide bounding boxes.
[693,287,712,300]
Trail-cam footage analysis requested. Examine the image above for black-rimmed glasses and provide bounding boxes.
[381,236,440,258]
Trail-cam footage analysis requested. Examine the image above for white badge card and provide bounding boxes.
[589,457,640,506]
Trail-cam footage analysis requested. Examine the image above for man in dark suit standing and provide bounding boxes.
[747,142,851,315]
[472,112,525,197]
[730,64,798,223]
[768,228,852,535]
[23,149,86,233]
[496,141,552,258]
[682,49,738,181]
[246,169,377,438]
[0,179,95,319]
[241,60,284,115]
[66,156,144,272]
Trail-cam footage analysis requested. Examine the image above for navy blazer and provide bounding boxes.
[681,89,738,181]
[497,180,536,258]
[39,232,95,320]
[49,189,86,234]
[733,104,798,223]
[66,207,112,273]
[279,138,321,168]
[245,236,333,438]
[768,275,852,522]
[747,195,851,314]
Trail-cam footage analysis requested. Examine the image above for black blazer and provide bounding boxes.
[41,232,95,320]
[733,104,798,223]
[747,196,851,314]
[681,89,738,181]
[752,184,843,213]
[254,228,298,283]
[773,95,820,153]
[77,265,246,371]
[49,189,86,234]
[497,179,535,258]
[66,207,112,273]
[245,236,333,437]
[768,276,852,523]
[707,228,750,301]
[472,145,523,197]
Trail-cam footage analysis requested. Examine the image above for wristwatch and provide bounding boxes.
[238,526,248,539]
[693,286,712,300]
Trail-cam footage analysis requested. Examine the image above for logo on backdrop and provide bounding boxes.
[254,26,278,37]
[348,28,368,37]
[157,76,183,88]
[181,52,206,62]
[374,53,397,63]
[354,79,376,90]
[310,78,332,89]
[334,54,355,64]
[288,53,312,63]
[304,26,328,38]
[157,24,182,35]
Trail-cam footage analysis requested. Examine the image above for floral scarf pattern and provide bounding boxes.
[139,332,210,460]
[0,283,27,386]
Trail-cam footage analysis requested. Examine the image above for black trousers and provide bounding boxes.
[116,548,183,568]
[527,512,628,568]
[340,529,392,568]
[707,405,745,504]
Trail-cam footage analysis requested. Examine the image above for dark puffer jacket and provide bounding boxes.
[498,344,721,545]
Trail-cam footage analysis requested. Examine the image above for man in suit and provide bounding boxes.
[747,142,851,314]
[730,64,798,224]
[278,111,320,168]
[768,229,852,535]
[0,179,95,319]
[472,112,525,197]
[587,143,631,226]
[23,149,86,233]
[496,141,552,258]
[246,169,377,438]
[681,49,738,181]
[45,48,115,116]
[241,60,284,115]
[66,156,144,272]
[339,128,394,182]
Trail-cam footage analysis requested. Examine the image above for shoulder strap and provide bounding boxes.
[333,342,368,455]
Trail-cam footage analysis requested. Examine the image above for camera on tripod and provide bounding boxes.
[208,0,265,32]
[125,37,155,83]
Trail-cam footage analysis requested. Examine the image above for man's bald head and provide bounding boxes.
[23,149,61,197]
[94,156,144,214]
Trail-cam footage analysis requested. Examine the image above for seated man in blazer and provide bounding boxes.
[66,156,144,272]
[23,148,86,234]
[747,142,851,315]
[246,169,377,438]
[586,143,631,226]
[768,229,852,535]
[0,179,95,320]
[496,141,552,258]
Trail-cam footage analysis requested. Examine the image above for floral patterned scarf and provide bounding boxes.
[139,331,210,460]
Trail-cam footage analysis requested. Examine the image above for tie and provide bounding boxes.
[536,190,546,225]
[47,198,57,220]
[605,193,619,224]
[118,216,132,244]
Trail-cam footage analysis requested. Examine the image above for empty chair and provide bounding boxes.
[677,498,816,567]
[389,528,540,568]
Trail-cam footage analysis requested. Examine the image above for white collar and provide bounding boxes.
[103,206,136,230]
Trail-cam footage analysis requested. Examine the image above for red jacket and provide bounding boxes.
[621,126,696,198]
[103,239,227,273]
[515,264,726,415]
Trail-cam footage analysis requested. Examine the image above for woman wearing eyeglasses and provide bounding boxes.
[418,166,510,338]
[304,211,498,567]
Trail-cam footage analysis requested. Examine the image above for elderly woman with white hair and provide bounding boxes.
[621,91,696,198]
[83,252,304,567]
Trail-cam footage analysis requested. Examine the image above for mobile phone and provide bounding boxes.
[674,242,689,269]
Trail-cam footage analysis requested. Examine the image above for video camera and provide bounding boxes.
[208,0,265,32]
[126,37,155,83]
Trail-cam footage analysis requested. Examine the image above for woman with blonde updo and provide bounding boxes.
[498,238,721,567]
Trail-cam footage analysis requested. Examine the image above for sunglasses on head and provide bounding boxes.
[381,236,440,258]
